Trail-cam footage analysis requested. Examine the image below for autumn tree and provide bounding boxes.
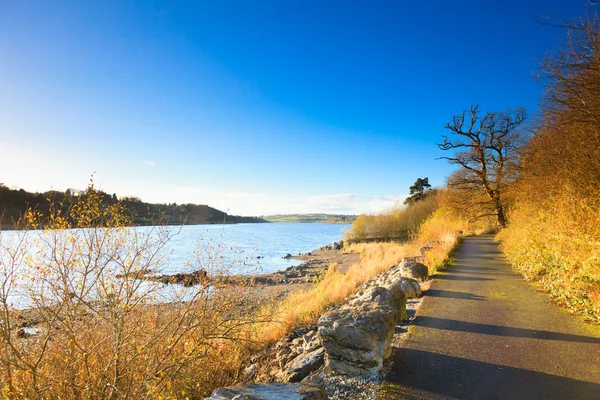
[438,105,526,228]
[539,11,600,127]
[523,10,600,201]
[499,9,600,322]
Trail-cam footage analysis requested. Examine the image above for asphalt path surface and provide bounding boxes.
[380,235,600,400]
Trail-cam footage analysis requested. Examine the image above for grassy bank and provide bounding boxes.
[498,190,600,323]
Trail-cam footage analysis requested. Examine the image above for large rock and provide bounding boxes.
[205,383,328,400]
[419,246,432,255]
[302,330,321,353]
[279,348,325,382]
[318,302,397,377]
[315,259,424,378]
[350,274,417,305]
[398,277,422,299]
[399,257,429,281]
[237,257,423,385]
[263,327,325,383]
[152,269,208,286]
[425,240,443,247]
[350,284,406,313]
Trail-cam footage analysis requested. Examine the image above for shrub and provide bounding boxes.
[345,191,439,242]
[0,183,261,398]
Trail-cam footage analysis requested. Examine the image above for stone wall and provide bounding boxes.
[206,258,427,399]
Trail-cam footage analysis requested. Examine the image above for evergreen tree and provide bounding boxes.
[404,177,431,205]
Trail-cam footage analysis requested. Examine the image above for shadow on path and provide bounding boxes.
[435,275,494,282]
[380,348,600,400]
[413,316,600,344]
[450,265,494,270]
[425,289,487,301]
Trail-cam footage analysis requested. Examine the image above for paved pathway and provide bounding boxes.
[380,235,600,399]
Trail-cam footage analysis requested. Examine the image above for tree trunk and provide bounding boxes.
[496,204,507,228]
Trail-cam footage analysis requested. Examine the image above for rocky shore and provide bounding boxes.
[14,242,356,338]
[206,255,433,400]
[148,242,360,290]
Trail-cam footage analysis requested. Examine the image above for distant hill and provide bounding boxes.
[0,184,266,227]
[263,213,357,224]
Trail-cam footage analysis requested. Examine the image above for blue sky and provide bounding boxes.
[0,0,592,215]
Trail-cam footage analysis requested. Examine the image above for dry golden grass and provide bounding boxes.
[415,207,465,275]
[253,241,419,344]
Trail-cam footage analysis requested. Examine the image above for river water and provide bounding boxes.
[156,222,349,274]
[0,223,349,308]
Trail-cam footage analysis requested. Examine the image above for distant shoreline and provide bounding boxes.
[262,213,357,224]
[0,219,357,231]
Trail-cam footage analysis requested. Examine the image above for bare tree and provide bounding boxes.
[437,105,526,228]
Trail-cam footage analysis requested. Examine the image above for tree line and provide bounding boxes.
[0,183,266,227]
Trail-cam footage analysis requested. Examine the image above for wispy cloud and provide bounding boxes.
[138,159,157,167]
[368,195,406,213]
[176,187,407,216]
